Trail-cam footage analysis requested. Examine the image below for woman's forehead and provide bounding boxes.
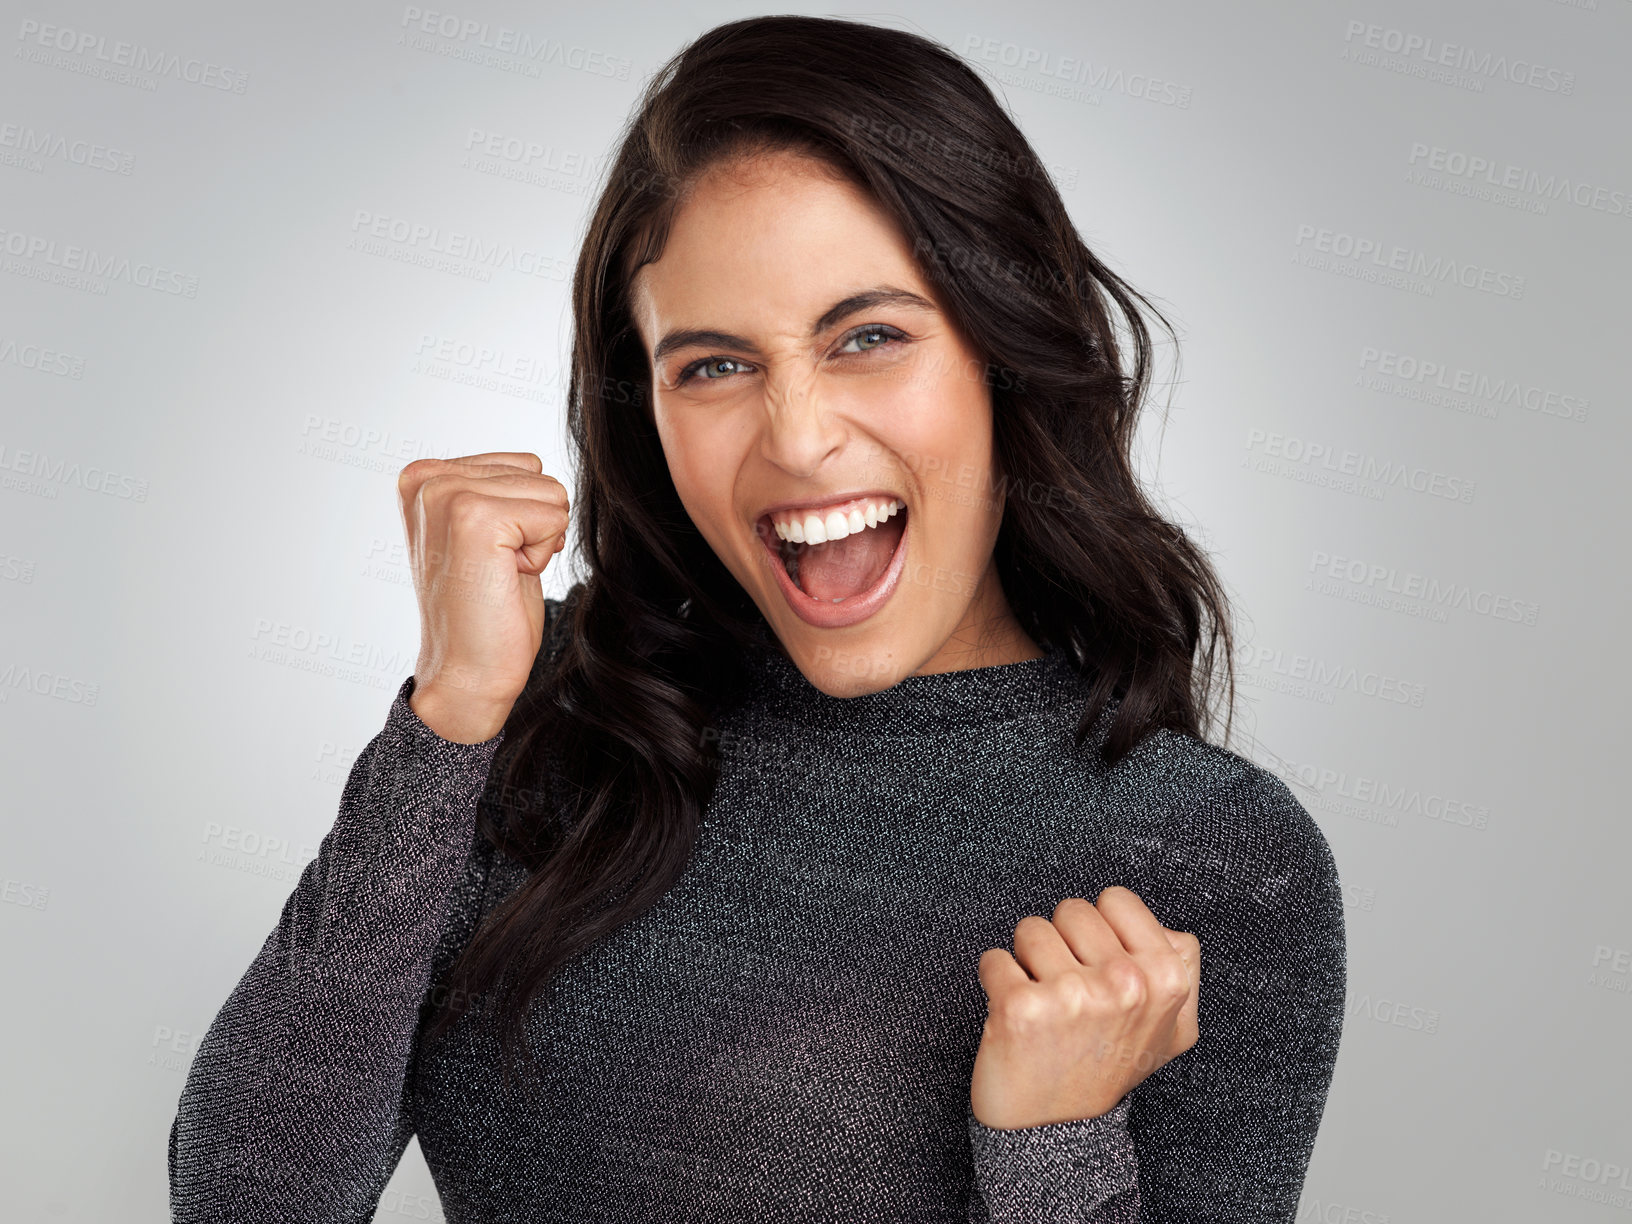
[628,164,922,344]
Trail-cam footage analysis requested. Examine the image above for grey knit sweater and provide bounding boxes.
[169,596,1346,1222]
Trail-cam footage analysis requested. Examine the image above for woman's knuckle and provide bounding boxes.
[1049,973,1093,1012]
[1101,959,1146,1006]
[1159,964,1191,1001]
[445,489,485,522]
[1008,990,1049,1028]
[1053,896,1091,919]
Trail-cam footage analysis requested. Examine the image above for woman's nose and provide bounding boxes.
[757,372,846,476]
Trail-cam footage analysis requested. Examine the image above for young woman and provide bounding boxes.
[170,16,1345,1222]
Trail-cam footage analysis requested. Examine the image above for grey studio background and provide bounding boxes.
[2,0,1626,1220]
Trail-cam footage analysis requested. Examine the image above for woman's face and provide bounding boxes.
[629,149,1041,696]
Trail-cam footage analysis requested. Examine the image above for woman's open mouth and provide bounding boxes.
[754,494,910,629]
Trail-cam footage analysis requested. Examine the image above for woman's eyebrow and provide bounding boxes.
[651,285,937,365]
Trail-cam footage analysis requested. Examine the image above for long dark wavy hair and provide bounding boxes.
[422,14,1238,1080]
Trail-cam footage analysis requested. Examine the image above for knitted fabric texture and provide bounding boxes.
[170,596,1346,1221]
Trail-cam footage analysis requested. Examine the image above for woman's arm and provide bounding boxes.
[965,1095,1140,1221]
[963,767,1347,1222]
[167,673,506,1223]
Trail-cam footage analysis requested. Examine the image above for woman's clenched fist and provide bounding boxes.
[396,452,569,743]
[971,886,1201,1129]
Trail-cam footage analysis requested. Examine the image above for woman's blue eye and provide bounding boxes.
[700,358,741,380]
[673,323,906,387]
[675,357,745,386]
[838,324,905,354]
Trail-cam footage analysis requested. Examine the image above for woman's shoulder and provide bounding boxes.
[1097,724,1340,903]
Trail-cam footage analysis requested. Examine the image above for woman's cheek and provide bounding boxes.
[655,410,726,533]
[902,378,998,521]
[840,369,943,481]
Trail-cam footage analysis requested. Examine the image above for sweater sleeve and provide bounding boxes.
[167,673,507,1223]
[963,766,1347,1223]
[965,1094,1140,1221]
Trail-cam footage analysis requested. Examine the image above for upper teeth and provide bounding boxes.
[772,497,904,545]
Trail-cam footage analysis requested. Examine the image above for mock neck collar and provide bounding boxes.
[732,620,1096,738]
